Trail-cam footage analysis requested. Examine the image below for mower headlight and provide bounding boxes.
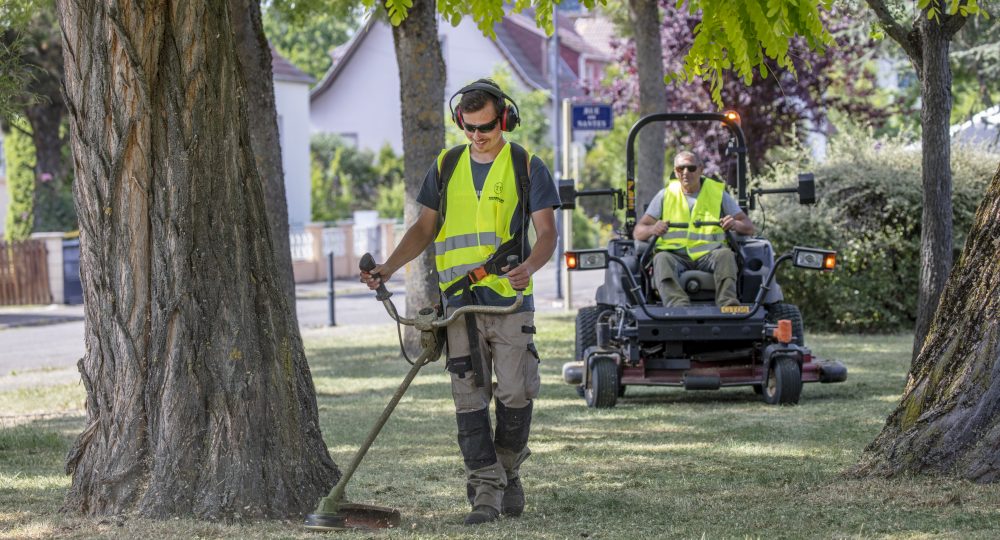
[566,249,608,271]
[792,247,837,271]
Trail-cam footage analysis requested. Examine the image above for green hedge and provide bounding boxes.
[752,129,996,333]
[3,120,35,242]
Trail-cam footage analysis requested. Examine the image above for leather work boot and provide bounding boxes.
[464,505,500,525]
[502,477,525,517]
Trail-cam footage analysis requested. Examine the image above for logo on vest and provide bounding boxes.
[488,182,505,203]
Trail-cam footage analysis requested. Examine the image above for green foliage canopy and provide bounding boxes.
[262,4,361,83]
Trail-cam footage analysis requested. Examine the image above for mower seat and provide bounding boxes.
[679,270,716,302]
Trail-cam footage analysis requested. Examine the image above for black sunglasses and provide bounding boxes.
[674,164,699,173]
[464,116,500,133]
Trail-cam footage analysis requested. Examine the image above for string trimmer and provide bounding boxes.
[303,252,522,531]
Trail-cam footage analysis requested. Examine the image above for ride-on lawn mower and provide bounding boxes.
[560,112,847,408]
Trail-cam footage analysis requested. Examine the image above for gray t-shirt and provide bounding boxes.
[417,144,561,310]
[643,183,742,220]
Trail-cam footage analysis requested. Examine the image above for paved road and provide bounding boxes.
[0,261,602,380]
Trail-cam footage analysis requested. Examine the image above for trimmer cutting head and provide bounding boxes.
[303,503,401,531]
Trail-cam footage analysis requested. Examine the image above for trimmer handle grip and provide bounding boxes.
[359,252,391,300]
[506,255,526,291]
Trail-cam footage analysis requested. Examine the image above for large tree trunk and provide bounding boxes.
[911,17,957,361]
[390,0,445,351]
[230,0,298,316]
[57,1,337,518]
[852,163,1000,481]
[627,0,667,213]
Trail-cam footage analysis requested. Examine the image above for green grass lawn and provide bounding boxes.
[3,315,999,539]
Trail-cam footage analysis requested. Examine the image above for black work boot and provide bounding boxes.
[464,505,500,525]
[502,477,525,517]
[494,400,533,517]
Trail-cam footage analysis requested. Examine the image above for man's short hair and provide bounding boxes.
[458,78,504,116]
[674,151,702,167]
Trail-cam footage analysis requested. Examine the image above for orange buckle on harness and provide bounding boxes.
[467,266,489,283]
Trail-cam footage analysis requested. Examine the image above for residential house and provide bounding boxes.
[309,9,613,154]
[951,105,1000,152]
[271,46,315,231]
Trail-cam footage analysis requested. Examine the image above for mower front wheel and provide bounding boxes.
[585,357,618,409]
[763,356,802,405]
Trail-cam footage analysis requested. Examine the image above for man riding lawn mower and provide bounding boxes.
[560,112,847,408]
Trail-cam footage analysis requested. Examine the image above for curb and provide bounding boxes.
[0,315,85,331]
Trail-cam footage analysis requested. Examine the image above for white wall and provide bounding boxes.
[274,79,312,229]
[310,17,526,154]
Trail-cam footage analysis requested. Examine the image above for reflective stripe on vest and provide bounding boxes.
[655,178,726,261]
[434,143,533,298]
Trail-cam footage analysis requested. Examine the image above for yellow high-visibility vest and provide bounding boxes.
[655,178,726,260]
[434,143,533,300]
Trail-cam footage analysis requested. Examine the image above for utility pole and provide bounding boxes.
[550,4,563,301]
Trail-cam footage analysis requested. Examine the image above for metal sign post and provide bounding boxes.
[327,252,336,327]
[561,98,573,311]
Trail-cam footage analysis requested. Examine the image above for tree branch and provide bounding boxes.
[941,11,969,39]
[865,0,921,62]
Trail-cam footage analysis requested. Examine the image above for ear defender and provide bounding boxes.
[449,81,521,133]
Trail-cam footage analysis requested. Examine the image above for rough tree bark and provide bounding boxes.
[390,0,446,351]
[852,163,1000,481]
[230,0,298,316]
[57,1,337,518]
[864,1,968,361]
[627,0,667,213]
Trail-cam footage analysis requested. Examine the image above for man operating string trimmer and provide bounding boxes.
[361,79,559,525]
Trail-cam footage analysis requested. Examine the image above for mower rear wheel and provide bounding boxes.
[763,356,802,405]
[585,357,618,409]
[765,303,805,346]
[575,306,608,361]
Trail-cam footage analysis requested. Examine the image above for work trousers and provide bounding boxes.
[652,248,739,307]
[446,308,540,511]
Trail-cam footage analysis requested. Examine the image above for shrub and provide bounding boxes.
[3,119,35,242]
[752,127,996,333]
[311,135,403,221]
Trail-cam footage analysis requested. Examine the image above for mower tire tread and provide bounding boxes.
[585,357,618,409]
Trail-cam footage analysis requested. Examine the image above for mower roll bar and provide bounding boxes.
[625,113,749,237]
[609,251,794,322]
